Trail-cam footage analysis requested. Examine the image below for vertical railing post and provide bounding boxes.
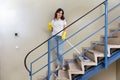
[48,39,51,80]
[30,63,32,80]
[104,0,108,69]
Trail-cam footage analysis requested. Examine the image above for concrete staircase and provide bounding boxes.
[39,24,120,80]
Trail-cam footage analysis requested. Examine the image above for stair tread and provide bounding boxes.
[68,60,82,72]
[89,50,104,57]
[110,29,120,32]
[108,37,120,42]
[108,37,120,39]
[108,37,120,45]
[101,35,118,38]
[92,42,120,47]
[82,60,97,66]
[84,52,95,62]
[73,52,97,66]
[91,41,104,45]
[108,44,120,48]
[109,29,120,37]
[77,56,96,66]
[58,70,69,80]
[83,47,104,57]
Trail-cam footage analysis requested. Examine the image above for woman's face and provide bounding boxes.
[57,11,63,19]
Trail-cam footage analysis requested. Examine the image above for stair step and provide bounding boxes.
[73,52,97,66]
[77,56,97,66]
[100,35,118,38]
[82,47,96,62]
[91,41,104,46]
[58,70,69,80]
[109,29,120,32]
[109,29,117,32]
[68,60,83,74]
[83,47,104,57]
[84,52,95,62]
[96,44,120,57]
[73,53,85,71]
[94,44,104,53]
[108,38,120,45]
[109,29,120,37]
[91,40,120,46]
[88,50,104,57]
[82,60,97,66]
[82,47,105,63]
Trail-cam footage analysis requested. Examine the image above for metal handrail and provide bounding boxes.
[24,1,106,73]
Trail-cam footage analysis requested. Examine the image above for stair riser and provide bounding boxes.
[82,48,95,61]
[108,38,120,45]
[82,48,95,62]
[112,32,120,38]
[94,45,104,53]
[75,58,84,71]
[84,52,95,62]
[92,43,104,47]
[109,30,120,38]
[102,38,120,45]
[58,70,69,80]
[73,53,85,71]
[100,36,118,39]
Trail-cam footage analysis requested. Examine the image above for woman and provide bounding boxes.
[51,8,67,71]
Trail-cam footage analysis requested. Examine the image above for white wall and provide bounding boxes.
[117,59,120,80]
[89,62,117,80]
[0,0,120,80]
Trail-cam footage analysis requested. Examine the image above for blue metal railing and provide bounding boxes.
[24,1,106,72]
[43,15,120,80]
[48,40,51,80]
[42,15,120,80]
[32,2,120,76]
[23,1,120,80]
[104,0,109,69]
[31,1,120,65]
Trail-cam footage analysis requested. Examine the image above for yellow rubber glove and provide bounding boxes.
[48,22,52,31]
[62,31,67,40]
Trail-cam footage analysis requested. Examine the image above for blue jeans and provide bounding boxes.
[51,36,64,68]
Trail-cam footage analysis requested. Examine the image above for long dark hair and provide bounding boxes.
[54,8,65,20]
